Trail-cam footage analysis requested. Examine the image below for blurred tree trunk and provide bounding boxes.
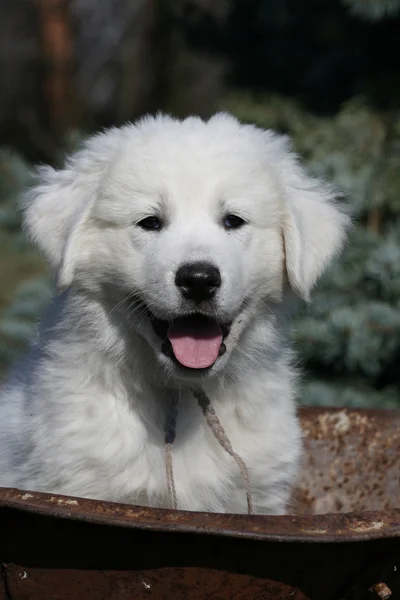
[117,0,229,123]
[38,0,78,137]
[0,0,229,161]
[117,0,157,123]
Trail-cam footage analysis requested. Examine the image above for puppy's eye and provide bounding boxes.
[224,214,245,230]
[138,216,162,231]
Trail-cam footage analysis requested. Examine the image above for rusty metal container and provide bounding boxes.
[1,407,399,599]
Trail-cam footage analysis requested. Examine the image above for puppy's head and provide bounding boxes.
[23,114,349,381]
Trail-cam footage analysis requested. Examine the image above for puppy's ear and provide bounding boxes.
[282,156,350,301]
[22,166,95,291]
[21,128,124,290]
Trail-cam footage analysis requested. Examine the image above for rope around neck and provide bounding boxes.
[164,387,253,515]
[164,396,178,510]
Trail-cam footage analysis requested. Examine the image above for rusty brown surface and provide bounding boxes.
[1,486,400,544]
[4,565,310,600]
[1,407,400,599]
[295,407,400,515]
[1,518,399,600]
[1,408,400,544]
[371,582,393,599]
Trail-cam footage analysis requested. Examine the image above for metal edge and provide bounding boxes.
[2,407,400,544]
[1,487,400,544]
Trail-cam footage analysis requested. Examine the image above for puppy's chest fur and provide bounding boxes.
[26,377,300,515]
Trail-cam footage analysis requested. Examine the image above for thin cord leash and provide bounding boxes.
[192,387,253,515]
[163,387,253,515]
[164,396,178,510]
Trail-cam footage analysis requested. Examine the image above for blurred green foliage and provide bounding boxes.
[0,150,51,378]
[222,92,400,406]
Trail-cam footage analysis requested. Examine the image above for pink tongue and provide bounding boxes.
[167,321,223,369]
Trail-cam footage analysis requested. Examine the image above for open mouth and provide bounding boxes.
[152,314,231,370]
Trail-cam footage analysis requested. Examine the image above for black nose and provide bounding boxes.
[175,262,221,302]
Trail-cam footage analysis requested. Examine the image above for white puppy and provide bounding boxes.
[0,114,349,514]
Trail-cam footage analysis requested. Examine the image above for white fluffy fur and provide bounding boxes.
[0,113,349,514]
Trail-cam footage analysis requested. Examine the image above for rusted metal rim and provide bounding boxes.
[1,487,400,543]
[3,407,400,544]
